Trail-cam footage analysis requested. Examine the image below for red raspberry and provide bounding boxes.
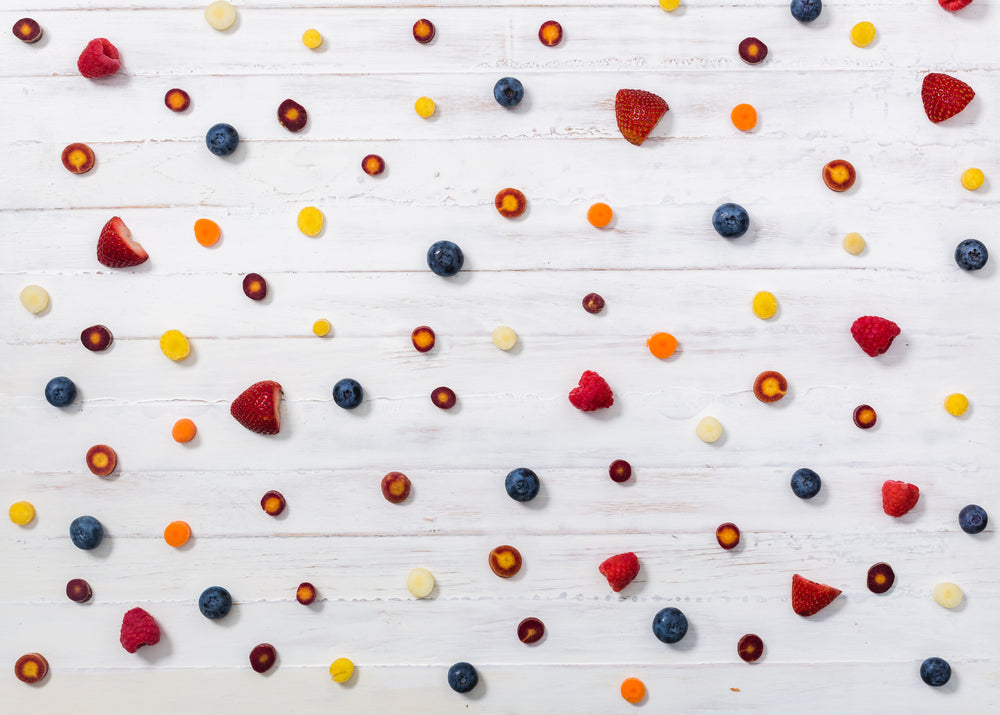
[120,607,161,653]
[77,38,121,79]
[851,316,901,357]
[882,480,920,517]
[599,552,639,592]
[939,0,973,11]
[568,370,614,411]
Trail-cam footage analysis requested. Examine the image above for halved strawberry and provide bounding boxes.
[231,380,283,435]
[614,89,668,146]
[791,574,842,617]
[921,73,975,124]
[97,217,148,268]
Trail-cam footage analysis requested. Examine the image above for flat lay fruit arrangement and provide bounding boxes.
[3,1,997,712]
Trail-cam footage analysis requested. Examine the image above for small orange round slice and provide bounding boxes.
[587,202,613,228]
[822,159,856,192]
[164,520,191,547]
[61,143,95,174]
[753,371,787,403]
[538,20,563,46]
[715,522,741,549]
[647,332,677,359]
[86,444,117,477]
[489,545,522,578]
[495,188,527,218]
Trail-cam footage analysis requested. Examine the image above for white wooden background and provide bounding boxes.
[2,0,998,712]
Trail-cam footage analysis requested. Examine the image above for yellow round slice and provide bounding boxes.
[205,1,236,31]
[843,232,866,255]
[19,285,49,314]
[752,291,777,320]
[696,416,723,443]
[160,330,191,361]
[9,501,36,525]
[850,21,876,48]
[297,206,324,237]
[961,168,984,191]
[932,582,963,609]
[302,29,323,49]
[492,326,517,351]
[329,657,354,683]
[944,393,969,416]
[407,567,435,598]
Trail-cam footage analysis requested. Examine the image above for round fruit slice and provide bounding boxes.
[582,293,605,314]
[407,567,435,598]
[489,545,522,578]
[609,459,632,483]
[412,18,435,43]
[362,154,385,176]
[277,99,307,133]
[261,490,286,516]
[538,20,563,46]
[242,273,267,301]
[81,324,113,352]
[495,188,527,218]
[381,472,411,503]
[160,330,191,361]
[867,562,895,594]
[715,523,741,550]
[86,444,118,477]
[932,582,963,609]
[13,18,42,43]
[753,370,787,403]
[164,88,191,112]
[853,404,877,429]
[296,582,317,605]
[61,143,95,174]
[249,643,276,673]
[14,653,48,684]
[411,326,436,352]
[737,633,764,663]
[431,386,456,410]
[66,578,93,603]
[822,159,857,192]
[738,37,768,64]
[517,617,545,644]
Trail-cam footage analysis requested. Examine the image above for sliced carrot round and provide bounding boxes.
[171,418,197,443]
[587,202,613,228]
[731,103,757,131]
[194,218,221,247]
[621,677,646,704]
[164,520,191,547]
[647,332,678,359]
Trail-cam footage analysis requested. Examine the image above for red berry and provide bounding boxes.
[921,72,975,123]
[791,574,841,617]
[231,380,283,435]
[939,0,973,9]
[120,607,160,653]
[614,89,668,146]
[882,480,919,517]
[850,316,900,357]
[598,552,639,592]
[77,38,121,79]
[568,370,614,412]
[97,217,148,268]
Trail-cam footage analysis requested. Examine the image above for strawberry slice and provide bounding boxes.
[231,380,283,435]
[614,89,668,146]
[791,574,842,617]
[921,73,975,123]
[97,217,148,268]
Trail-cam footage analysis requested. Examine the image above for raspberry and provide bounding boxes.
[882,480,920,517]
[77,38,121,79]
[120,607,161,653]
[850,316,901,357]
[568,370,614,412]
[598,552,639,592]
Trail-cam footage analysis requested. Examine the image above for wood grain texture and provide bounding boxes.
[2,1,998,713]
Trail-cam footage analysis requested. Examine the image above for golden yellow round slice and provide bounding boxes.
[752,291,777,320]
[297,206,324,237]
[944,393,969,416]
[414,97,436,118]
[160,330,191,361]
[9,501,36,525]
[696,416,723,443]
[659,0,680,10]
[932,582,963,609]
[843,232,866,255]
[312,319,332,337]
[961,168,985,191]
[407,567,435,598]
[492,326,517,351]
[329,657,354,683]
[302,29,323,49]
[850,21,876,48]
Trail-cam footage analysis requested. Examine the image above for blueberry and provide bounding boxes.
[69,515,103,550]
[44,376,77,407]
[198,586,233,620]
[920,657,951,687]
[791,468,822,499]
[712,203,750,239]
[332,378,363,409]
[790,0,822,23]
[652,607,688,644]
[954,239,988,271]
[505,467,540,502]
[493,77,524,108]
[447,661,479,693]
[426,240,464,277]
[958,504,988,534]
[206,123,239,156]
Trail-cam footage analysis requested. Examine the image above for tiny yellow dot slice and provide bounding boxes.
[9,501,36,525]
[961,168,985,191]
[944,393,969,416]
[414,97,436,118]
[297,206,324,237]
[330,657,354,683]
[850,21,876,48]
[752,291,777,320]
[696,416,723,443]
[659,0,680,10]
[302,29,323,49]
[312,319,332,337]
[492,326,517,351]
[19,285,49,314]
[843,232,866,255]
